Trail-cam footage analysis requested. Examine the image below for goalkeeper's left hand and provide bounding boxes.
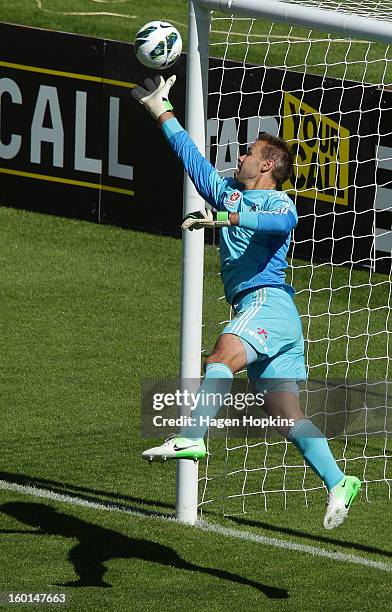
[131,75,176,120]
[181,210,231,231]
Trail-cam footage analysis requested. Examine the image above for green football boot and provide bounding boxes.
[142,435,206,462]
[323,475,361,530]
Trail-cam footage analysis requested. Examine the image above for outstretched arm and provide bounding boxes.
[132,76,297,234]
[234,205,297,234]
[132,76,227,210]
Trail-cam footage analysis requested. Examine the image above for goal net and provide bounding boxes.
[195,0,392,517]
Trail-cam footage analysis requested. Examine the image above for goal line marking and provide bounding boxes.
[1,478,391,573]
[35,0,137,19]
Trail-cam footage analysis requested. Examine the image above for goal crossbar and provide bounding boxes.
[197,0,392,43]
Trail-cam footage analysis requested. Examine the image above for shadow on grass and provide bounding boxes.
[0,471,174,515]
[3,471,389,563]
[229,515,392,559]
[0,502,288,598]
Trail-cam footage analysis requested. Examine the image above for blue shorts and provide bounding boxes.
[221,287,306,381]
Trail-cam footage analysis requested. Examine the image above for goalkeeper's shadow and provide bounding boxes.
[0,501,289,598]
[0,470,175,515]
[228,515,392,559]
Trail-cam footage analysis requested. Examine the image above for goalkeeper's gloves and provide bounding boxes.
[131,75,176,120]
[181,210,231,231]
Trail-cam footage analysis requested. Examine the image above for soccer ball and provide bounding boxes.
[134,21,182,70]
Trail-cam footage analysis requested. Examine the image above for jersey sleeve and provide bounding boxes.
[238,194,297,235]
[161,118,227,210]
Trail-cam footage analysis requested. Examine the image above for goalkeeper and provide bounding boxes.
[132,75,360,530]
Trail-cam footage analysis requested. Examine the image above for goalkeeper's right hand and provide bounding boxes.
[131,75,176,120]
[182,210,231,231]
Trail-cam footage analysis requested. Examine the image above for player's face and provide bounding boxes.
[235,141,272,183]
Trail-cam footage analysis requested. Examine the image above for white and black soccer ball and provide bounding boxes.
[134,21,182,70]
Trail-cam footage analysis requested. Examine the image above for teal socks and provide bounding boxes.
[181,362,233,439]
[288,419,344,491]
[182,371,343,493]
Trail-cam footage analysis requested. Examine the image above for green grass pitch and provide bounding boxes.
[1,206,392,611]
[0,2,392,611]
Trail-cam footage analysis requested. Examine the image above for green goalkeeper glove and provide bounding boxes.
[131,75,176,120]
[181,210,231,231]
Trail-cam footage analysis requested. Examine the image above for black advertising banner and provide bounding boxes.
[207,60,378,268]
[0,24,104,222]
[0,22,390,270]
[0,22,187,232]
[374,89,392,272]
[100,39,186,232]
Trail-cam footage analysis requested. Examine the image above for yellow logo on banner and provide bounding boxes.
[282,92,349,206]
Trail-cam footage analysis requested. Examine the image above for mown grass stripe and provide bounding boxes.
[1,479,391,573]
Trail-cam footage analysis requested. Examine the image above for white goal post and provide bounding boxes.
[178,0,392,524]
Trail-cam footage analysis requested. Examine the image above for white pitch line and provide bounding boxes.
[1,479,391,573]
[0,480,171,520]
[197,521,392,573]
[210,30,370,43]
[35,0,136,18]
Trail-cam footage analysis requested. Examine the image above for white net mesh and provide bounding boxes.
[282,0,392,23]
[199,5,392,517]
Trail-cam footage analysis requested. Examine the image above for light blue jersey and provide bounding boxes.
[162,118,298,305]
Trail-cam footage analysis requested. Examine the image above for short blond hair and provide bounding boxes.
[257,133,294,185]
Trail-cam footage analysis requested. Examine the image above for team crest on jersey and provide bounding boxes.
[244,327,269,352]
[225,191,242,208]
[257,328,269,339]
